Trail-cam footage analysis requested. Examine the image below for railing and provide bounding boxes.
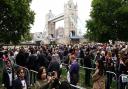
[118,74,128,89]
[29,70,38,86]
[106,71,118,89]
[70,84,86,89]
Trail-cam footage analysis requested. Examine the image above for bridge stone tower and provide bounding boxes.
[64,0,78,43]
[45,10,55,39]
[45,0,78,44]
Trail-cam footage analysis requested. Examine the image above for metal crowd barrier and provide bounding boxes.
[80,66,96,71]
[118,74,128,89]
[29,70,38,86]
[70,84,86,89]
[106,71,118,89]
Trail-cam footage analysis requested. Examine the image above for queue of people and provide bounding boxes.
[0,42,128,89]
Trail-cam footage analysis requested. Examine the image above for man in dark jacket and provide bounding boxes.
[69,54,79,89]
[48,54,60,78]
[27,49,37,71]
[16,49,26,67]
[37,50,49,69]
[2,60,15,89]
[84,52,92,87]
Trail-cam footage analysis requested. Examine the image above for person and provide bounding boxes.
[105,52,115,89]
[2,60,15,89]
[50,70,60,89]
[69,54,79,89]
[48,53,60,79]
[9,51,15,67]
[34,66,52,89]
[37,50,49,70]
[15,49,26,67]
[92,60,105,89]
[12,67,28,89]
[118,53,128,89]
[59,81,71,89]
[84,51,92,87]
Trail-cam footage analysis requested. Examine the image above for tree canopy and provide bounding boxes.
[0,0,35,44]
[86,0,128,42]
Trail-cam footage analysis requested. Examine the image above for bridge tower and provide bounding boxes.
[45,0,78,44]
[45,10,55,39]
[64,0,78,43]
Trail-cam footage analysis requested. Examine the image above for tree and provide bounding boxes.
[21,33,32,42]
[86,0,128,42]
[0,0,35,44]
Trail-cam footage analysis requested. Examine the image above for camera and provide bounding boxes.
[48,72,55,76]
[51,72,55,76]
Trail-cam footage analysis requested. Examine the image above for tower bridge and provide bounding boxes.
[43,0,83,44]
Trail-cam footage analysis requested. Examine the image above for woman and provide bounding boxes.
[92,60,105,89]
[34,66,52,89]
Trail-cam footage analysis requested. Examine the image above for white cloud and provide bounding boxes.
[30,0,92,33]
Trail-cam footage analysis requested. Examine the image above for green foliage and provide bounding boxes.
[21,33,32,42]
[86,0,128,42]
[0,0,35,44]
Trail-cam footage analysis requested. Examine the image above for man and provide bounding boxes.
[69,54,79,89]
[2,60,15,89]
[84,51,92,87]
[48,52,60,78]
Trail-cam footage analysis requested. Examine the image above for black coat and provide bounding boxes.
[16,52,26,67]
[12,78,28,89]
[48,60,60,78]
[48,60,60,72]
[2,68,15,88]
[27,54,37,70]
[84,54,92,68]
[37,53,49,68]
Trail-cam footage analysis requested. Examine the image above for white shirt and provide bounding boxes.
[8,72,12,86]
[21,80,27,89]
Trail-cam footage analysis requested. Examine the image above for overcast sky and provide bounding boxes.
[30,0,92,33]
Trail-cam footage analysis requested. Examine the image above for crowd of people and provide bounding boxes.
[0,42,128,89]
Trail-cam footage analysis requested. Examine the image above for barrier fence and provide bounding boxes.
[70,84,86,89]
[29,70,38,86]
[119,74,128,89]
